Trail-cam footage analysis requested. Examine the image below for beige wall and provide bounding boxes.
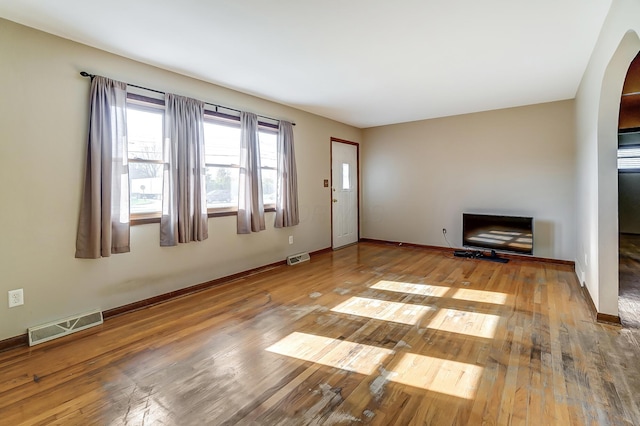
[361,100,576,260]
[0,19,361,341]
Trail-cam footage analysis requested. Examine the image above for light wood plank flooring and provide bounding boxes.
[619,233,640,329]
[1,242,639,425]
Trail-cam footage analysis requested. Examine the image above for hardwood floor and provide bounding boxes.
[1,242,639,425]
[619,233,640,329]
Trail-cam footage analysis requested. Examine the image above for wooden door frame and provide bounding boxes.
[330,137,360,249]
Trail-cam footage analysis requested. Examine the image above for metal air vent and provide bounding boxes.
[28,310,103,346]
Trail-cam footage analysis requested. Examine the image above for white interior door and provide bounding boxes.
[332,141,358,249]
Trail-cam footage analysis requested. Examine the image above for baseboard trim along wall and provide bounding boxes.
[102,246,332,320]
[597,313,622,324]
[0,247,333,353]
[0,334,29,353]
[579,278,622,325]
[358,238,575,266]
[3,243,620,352]
[360,238,627,323]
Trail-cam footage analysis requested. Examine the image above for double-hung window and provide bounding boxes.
[259,128,277,207]
[126,97,279,221]
[203,118,241,211]
[203,117,278,210]
[127,101,164,218]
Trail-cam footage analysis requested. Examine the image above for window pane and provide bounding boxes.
[128,108,163,161]
[259,131,277,169]
[342,163,350,190]
[204,121,241,165]
[262,169,277,205]
[619,158,640,170]
[206,166,239,208]
[260,130,277,206]
[618,147,640,170]
[130,162,163,214]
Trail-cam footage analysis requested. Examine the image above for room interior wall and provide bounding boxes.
[0,18,361,341]
[575,0,640,316]
[360,100,576,261]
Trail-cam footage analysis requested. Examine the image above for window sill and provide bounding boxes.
[130,206,276,226]
[131,213,161,226]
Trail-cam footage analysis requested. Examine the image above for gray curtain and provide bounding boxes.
[237,112,265,233]
[160,93,208,246]
[75,76,130,258]
[274,121,299,228]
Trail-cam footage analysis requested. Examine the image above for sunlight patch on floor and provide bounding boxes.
[426,309,500,339]
[266,332,482,399]
[371,280,450,297]
[390,352,482,399]
[266,332,394,375]
[451,288,508,305]
[371,280,508,306]
[330,296,435,326]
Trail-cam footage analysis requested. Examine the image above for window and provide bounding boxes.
[342,163,350,190]
[618,146,640,171]
[259,129,277,206]
[204,119,241,210]
[203,117,278,210]
[126,97,279,220]
[127,104,164,216]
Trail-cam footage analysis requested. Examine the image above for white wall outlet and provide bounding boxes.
[289,235,294,244]
[8,289,24,308]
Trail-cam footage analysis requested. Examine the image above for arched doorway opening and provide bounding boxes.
[618,51,640,327]
[593,30,640,322]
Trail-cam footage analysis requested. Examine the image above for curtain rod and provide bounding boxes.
[79,71,295,126]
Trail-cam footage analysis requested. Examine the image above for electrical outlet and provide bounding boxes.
[289,235,294,244]
[8,289,24,308]
[442,228,447,234]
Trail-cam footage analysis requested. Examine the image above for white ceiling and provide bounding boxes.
[0,0,612,128]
